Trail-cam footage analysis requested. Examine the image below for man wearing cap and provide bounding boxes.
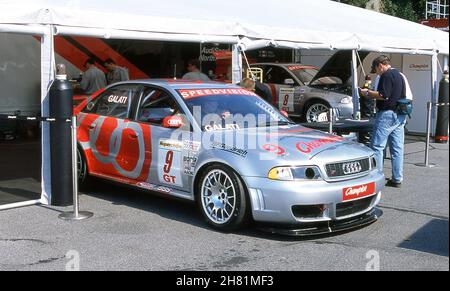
[359,55,407,188]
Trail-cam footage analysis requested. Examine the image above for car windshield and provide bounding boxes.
[287,66,319,85]
[178,88,293,131]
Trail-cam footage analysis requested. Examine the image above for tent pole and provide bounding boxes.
[40,25,55,206]
[232,44,242,84]
[444,55,449,71]
[351,50,360,120]
[431,52,439,135]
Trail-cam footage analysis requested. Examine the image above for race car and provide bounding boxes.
[74,79,384,235]
[250,50,370,123]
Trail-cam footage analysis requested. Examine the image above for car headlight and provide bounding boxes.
[371,156,377,169]
[340,97,351,104]
[268,166,322,181]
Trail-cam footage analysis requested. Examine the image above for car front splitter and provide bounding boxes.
[257,208,380,237]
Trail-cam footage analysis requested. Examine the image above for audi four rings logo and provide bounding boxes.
[342,161,362,175]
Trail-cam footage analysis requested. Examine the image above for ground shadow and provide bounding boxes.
[82,180,206,229]
[82,179,382,241]
[0,186,40,204]
[398,219,449,257]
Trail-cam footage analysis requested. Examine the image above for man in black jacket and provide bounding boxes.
[359,55,407,188]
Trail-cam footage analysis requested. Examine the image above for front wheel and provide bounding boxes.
[304,101,330,123]
[196,165,249,231]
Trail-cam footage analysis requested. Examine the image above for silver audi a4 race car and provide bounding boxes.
[75,79,384,235]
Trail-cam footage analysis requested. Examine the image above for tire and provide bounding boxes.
[304,100,330,123]
[77,147,91,190]
[196,164,249,231]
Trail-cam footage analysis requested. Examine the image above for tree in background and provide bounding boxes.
[334,0,427,22]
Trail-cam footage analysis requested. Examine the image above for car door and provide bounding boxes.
[78,84,140,180]
[133,86,192,192]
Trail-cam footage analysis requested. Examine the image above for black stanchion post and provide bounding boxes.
[435,70,449,143]
[49,69,73,206]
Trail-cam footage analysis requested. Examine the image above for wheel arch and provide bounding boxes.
[303,97,331,112]
[192,161,251,205]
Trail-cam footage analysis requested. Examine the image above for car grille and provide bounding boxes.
[336,196,375,218]
[325,158,370,178]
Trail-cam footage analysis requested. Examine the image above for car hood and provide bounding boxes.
[203,124,372,171]
[309,50,369,86]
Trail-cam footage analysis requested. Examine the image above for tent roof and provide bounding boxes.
[0,0,448,54]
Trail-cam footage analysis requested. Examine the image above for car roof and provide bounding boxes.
[111,79,238,90]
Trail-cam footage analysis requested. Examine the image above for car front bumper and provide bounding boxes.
[244,170,384,225]
[331,101,354,119]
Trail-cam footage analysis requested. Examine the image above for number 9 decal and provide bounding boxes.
[164,150,173,173]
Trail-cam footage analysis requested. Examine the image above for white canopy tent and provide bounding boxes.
[0,0,448,206]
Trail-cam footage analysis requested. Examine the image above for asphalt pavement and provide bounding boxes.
[0,138,448,271]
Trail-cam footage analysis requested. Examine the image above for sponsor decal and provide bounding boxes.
[204,124,240,132]
[342,182,376,202]
[78,115,151,181]
[158,139,183,187]
[183,140,201,152]
[137,182,173,194]
[107,95,128,104]
[210,142,248,157]
[177,88,258,99]
[159,139,183,151]
[409,64,430,71]
[295,136,344,154]
[183,156,198,176]
[255,100,280,120]
[137,182,156,191]
[278,88,295,112]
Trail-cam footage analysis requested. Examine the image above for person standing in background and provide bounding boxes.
[359,55,408,188]
[182,59,210,81]
[104,58,129,84]
[80,58,107,95]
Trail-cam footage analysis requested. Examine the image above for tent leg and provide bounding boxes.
[444,55,449,72]
[40,25,55,206]
[232,44,242,84]
[351,50,360,120]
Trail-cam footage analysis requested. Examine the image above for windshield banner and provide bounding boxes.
[178,89,258,99]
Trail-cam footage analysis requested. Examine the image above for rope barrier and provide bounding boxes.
[0,114,71,123]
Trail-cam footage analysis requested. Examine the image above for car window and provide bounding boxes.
[137,87,183,126]
[264,66,293,85]
[82,85,138,119]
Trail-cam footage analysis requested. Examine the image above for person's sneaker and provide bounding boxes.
[386,179,402,188]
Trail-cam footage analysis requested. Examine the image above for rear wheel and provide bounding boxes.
[304,100,330,123]
[77,148,90,190]
[196,164,249,231]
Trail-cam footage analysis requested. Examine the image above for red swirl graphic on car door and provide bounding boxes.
[77,114,152,184]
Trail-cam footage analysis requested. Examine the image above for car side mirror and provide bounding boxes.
[163,116,184,128]
[280,110,289,118]
[284,78,295,86]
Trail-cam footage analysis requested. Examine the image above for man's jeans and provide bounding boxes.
[370,110,407,183]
